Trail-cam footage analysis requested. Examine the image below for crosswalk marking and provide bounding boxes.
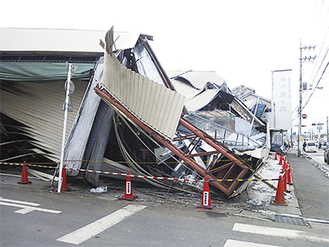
[56,204,147,245]
[224,239,282,247]
[233,223,329,243]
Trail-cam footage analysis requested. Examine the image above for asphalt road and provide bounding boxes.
[1,165,329,247]
[306,148,329,171]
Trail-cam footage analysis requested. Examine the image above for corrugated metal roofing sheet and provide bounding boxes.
[168,70,226,90]
[1,80,88,161]
[0,27,140,53]
[170,78,200,100]
[134,41,167,87]
[102,53,186,139]
[184,89,220,112]
[168,70,226,112]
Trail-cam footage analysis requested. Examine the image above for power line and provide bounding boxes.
[291,1,329,122]
[302,60,329,111]
[308,35,329,88]
[291,56,328,122]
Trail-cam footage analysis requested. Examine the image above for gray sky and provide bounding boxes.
[1,0,328,135]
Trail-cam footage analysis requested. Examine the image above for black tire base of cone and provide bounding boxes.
[18,181,32,184]
[196,205,215,210]
[119,196,138,201]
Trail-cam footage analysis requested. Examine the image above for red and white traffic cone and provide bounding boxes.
[56,165,70,192]
[287,165,293,185]
[60,165,70,191]
[18,161,32,184]
[282,170,290,192]
[274,152,278,160]
[279,154,283,165]
[281,160,288,173]
[271,175,288,206]
[120,171,137,201]
[197,176,214,210]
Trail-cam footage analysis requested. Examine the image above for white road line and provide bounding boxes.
[56,204,147,245]
[0,172,22,178]
[0,197,40,206]
[0,202,62,214]
[224,239,282,247]
[233,223,329,243]
[304,217,329,224]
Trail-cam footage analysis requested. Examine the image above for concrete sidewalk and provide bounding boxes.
[287,152,329,222]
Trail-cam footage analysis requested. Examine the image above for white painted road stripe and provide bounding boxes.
[0,201,62,214]
[0,197,40,206]
[0,173,22,178]
[224,239,282,247]
[56,204,147,245]
[233,223,329,243]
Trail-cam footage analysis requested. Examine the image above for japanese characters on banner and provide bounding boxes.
[273,69,292,130]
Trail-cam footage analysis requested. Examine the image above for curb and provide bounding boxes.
[304,154,329,178]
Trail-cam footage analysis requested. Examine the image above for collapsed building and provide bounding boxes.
[0,27,270,197]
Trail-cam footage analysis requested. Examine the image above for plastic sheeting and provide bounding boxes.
[0,62,94,82]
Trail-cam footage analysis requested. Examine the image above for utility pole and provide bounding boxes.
[58,62,77,193]
[297,40,316,157]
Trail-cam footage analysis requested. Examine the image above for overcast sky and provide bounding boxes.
[1,0,328,135]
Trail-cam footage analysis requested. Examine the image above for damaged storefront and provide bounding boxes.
[1,27,270,197]
[91,27,270,197]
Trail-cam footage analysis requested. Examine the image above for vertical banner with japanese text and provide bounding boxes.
[273,69,292,130]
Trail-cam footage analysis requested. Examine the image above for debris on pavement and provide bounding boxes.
[90,186,108,194]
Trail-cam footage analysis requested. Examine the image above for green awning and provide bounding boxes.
[0,62,95,82]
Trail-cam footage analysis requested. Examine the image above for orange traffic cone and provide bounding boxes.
[18,161,32,184]
[282,170,290,192]
[271,175,288,206]
[274,152,278,160]
[197,176,214,210]
[279,154,283,165]
[56,165,70,192]
[60,165,70,191]
[287,165,293,185]
[120,172,137,201]
[281,160,288,173]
